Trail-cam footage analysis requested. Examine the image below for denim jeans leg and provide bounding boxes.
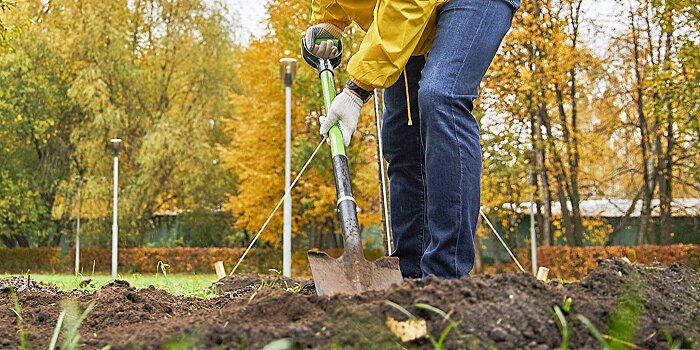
[418,0,516,277]
[382,56,426,279]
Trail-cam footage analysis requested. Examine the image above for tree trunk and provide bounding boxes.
[525,0,553,247]
[658,124,673,244]
[1,235,17,248]
[493,238,503,274]
[539,101,579,245]
[658,27,675,245]
[631,10,656,246]
[490,212,504,273]
[554,85,584,245]
[605,189,643,246]
[474,215,483,274]
[566,0,585,245]
[532,100,552,246]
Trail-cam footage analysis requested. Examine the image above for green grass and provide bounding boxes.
[3,272,219,298]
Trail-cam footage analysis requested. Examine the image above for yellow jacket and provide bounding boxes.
[312,0,446,91]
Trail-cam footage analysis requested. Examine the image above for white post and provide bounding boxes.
[373,88,392,255]
[111,138,121,279]
[279,57,296,278]
[283,83,292,278]
[529,159,538,275]
[75,180,81,275]
[530,199,537,275]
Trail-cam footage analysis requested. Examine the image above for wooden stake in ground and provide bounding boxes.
[536,267,550,281]
[215,261,226,280]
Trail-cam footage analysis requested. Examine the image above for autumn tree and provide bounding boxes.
[0,0,238,247]
[482,0,608,246]
[481,0,699,249]
[605,0,699,244]
[0,0,15,46]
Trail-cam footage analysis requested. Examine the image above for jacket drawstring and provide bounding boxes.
[403,67,413,126]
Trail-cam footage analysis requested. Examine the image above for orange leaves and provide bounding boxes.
[1,245,696,278]
[526,244,698,280]
[0,247,391,276]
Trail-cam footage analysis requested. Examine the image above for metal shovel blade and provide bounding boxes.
[308,250,403,296]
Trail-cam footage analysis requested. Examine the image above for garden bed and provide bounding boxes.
[0,259,698,349]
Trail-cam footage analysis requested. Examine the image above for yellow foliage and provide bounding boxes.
[221,0,382,247]
[582,216,613,245]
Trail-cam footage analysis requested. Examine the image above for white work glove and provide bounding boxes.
[320,88,363,147]
[304,23,343,59]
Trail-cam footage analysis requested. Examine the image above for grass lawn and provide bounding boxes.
[3,272,220,298]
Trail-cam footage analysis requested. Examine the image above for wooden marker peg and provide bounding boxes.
[215,261,226,280]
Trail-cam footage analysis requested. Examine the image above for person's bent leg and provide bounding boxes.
[382,56,426,279]
[418,0,517,278]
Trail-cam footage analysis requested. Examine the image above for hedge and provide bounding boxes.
[1,245,697,280]
[0,247,251,274]
[486,244,700,279]
[0,247,386,276]
[534,244,700,279]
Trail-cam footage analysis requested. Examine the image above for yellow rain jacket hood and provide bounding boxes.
[312,0,446,91]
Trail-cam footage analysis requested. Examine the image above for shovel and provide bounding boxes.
[301,39,403,296]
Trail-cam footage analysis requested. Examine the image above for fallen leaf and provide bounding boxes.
[385,316,427,342]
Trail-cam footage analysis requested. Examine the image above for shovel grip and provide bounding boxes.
[320,70,345,157]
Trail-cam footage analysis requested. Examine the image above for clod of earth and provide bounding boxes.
[0,259,697,349]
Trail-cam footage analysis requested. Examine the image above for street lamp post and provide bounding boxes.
[279,57,297,278]
[75,175,82,276]
[110,138,122,279]
[527,150,537,275]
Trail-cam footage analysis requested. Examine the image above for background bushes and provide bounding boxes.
[1,245,697,280]
[532,244,700,279]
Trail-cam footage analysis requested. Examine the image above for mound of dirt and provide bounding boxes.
[213,273,316,297]
[0,259,697,349]
[0,275,60,294]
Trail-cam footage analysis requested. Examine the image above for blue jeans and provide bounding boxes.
[382,0,518,278]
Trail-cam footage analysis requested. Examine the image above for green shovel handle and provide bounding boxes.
[320,69,346,157]
[318,65,363,260]
[315,38,340,46]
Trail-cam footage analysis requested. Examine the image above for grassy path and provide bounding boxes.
[3,273,219,297]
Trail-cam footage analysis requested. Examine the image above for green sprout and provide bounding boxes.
[10,289,28,350]
[157,260,171,285]
[553,305,570,350]
[413,303,460,350]
[563,297,572,313]
[663,330,684,350]
[283,280,303,293]
[577,315,643,350]
[384,300,415,320]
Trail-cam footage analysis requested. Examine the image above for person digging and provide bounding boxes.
[305,0,519,279]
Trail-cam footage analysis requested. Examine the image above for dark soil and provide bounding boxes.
[1,259,698,349]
